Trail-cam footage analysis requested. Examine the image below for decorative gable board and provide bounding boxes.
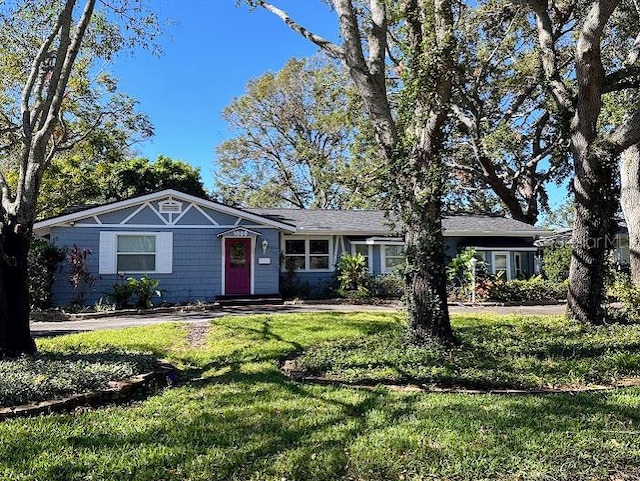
[75,216,99,225]
[199,208,241,226]
[174,206,214,226]
[97,207,140,224]
[127,206,166,225]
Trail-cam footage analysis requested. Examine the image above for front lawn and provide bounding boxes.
[298,313,640,389]
[0,312,639,480]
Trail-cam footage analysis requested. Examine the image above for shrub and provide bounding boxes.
[486,276,567,302]
[106,276,137,309]
[372,273,404,299]
[336,252,372,296]
[542,245,572,282]
[607,273,640,322]
[133,275,162,309]
[28,238,65,310]
[105,275,162,310]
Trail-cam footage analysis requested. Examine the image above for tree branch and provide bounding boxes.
[258,1,345,59]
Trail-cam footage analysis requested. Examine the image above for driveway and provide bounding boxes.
[29,302,567,337]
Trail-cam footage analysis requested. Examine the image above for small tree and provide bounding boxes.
[67,245,97,307]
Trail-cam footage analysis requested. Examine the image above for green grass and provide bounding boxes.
[299,313,640,389]
[0,312,639,480]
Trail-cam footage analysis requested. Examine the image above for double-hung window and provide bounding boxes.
[381,244,404,273]
[99,232,173,274]
[284,238,331,271]
[117,235,156,272]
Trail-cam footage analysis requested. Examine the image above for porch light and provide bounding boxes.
[262,239,269,254]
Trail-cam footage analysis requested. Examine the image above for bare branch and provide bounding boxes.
[258,1,344,59]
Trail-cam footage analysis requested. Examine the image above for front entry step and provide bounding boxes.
[215,294,284,306]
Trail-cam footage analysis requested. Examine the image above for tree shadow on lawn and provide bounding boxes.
[4,370,640,480]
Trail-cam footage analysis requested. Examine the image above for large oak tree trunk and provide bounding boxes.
[404,198,453,341]
[621,144,640,284]
[567,152,618,323]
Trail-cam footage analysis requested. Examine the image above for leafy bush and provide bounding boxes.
[106,276,137,309]
[28,238,65,310]
[607,273,640,322]
[336,252,372,296]
[371,273,405,299]
[105,275,162,309]
[542,244,572,282]
[486,275,567,302]
[133,275,162,309]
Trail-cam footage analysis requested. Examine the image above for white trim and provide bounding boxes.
[93,215,102,224]
[192,204,219,225]
[445,230,547,237]
[171,203,194,225]
[69,224,283,229]
[491,251,511,280]
[282,236,333,272]
[33,189,296,233]
[221,236,255,295]
[380,244,405,274]
[514,252,522,278]
[100,231,172,275]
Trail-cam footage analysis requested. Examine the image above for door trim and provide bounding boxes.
[221,236,255,295]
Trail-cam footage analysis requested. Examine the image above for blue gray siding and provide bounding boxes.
[50,225,282,306]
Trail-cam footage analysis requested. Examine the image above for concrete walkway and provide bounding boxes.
[29,302,566,337]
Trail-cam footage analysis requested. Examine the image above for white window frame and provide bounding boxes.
[350,243,373,270]
[99,231,173,274]
[514,252,523,278]
[491,251,511,280]
[380,243,405,274]
[283,237,333,272]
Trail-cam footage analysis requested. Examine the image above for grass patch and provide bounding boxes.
[298,313,640,389]
[2,312,640,480]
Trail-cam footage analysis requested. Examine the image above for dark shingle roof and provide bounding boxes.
[247,209,548,236]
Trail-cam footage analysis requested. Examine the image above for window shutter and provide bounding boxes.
[156,232,173,273]
[99,232,117,274]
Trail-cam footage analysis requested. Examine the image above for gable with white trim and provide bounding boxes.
[33,189,297,236]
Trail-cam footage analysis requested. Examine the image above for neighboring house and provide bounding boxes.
[535,222,630,267]
[33,189,549,306]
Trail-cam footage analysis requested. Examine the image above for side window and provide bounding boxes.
[351,244,371,268]
[382,245,404,273]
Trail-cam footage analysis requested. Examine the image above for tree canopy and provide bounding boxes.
[214,56,382,209]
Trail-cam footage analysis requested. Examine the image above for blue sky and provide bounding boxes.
[111,1,337,190]
[110,1,569,213]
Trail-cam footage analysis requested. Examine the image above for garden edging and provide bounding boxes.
[0,363,175,420]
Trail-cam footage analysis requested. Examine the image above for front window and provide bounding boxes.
[117,235,156,272]
[382,244,404,273]
[284,238,331,271]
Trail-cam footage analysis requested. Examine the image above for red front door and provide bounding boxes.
[225,238,252,295]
